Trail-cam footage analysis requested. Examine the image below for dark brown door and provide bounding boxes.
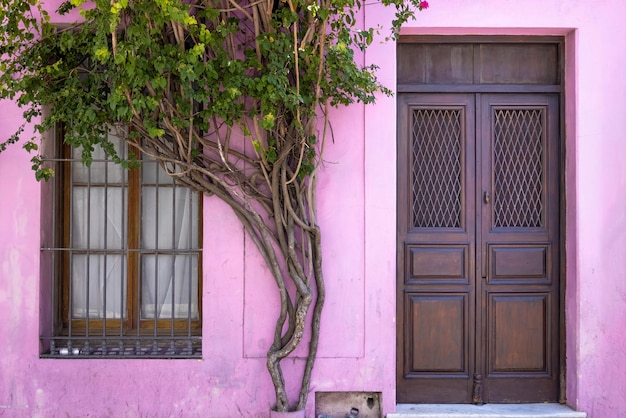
[397,93,560,403]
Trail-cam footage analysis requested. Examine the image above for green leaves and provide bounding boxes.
[0,0,429,180]
[110,0,128,15]
[261,113,276,130]
[94,46,109,62]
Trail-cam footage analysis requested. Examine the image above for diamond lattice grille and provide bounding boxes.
[493,108,544,228]
[411,108,462,228]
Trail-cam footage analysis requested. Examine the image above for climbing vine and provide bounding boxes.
[0,0,428,412]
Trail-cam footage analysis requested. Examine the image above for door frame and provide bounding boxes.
[395,35,568,404]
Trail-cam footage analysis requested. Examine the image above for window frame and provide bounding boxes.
[42,125,203,358]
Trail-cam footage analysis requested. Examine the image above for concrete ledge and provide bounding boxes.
[387,404,586,418]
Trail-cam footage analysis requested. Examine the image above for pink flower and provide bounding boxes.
[420,1,429,8]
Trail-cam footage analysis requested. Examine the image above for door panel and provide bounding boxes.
[407,294,468,373]
[489,245,549,282]
[489,294,548,372]
[397,93,560,403]
[397,93,476,403]
[407,245,470,283]
[477,94,560,402]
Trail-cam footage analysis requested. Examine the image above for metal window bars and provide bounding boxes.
[493,108,544,228]
[40,130,201,359]
[411,108,463,229]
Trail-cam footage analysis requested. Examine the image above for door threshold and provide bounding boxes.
[388,404,586,418]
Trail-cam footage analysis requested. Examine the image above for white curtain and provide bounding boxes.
[140,170,199,320]
[71,140,127,320]
[71,187,127,319]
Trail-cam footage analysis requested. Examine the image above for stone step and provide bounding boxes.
[387,404,586,418]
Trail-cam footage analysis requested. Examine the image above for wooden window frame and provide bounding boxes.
[55,131,203,338]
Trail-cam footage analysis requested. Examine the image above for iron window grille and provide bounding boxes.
[40,127,202,358]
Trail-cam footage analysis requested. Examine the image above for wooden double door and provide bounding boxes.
[397,93,560,403]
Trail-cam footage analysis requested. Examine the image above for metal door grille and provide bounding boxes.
[411,108,462,228]
[493,108,544,228]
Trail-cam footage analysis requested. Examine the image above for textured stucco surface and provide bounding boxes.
[1,1,626,417]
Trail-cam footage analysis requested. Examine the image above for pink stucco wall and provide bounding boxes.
[1,1,626,417]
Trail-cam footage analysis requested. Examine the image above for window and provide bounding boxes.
[41,128,202,358]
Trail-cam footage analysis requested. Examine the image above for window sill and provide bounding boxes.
[40,336,202,359]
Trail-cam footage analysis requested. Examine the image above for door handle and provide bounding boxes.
[483,191,490,204]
